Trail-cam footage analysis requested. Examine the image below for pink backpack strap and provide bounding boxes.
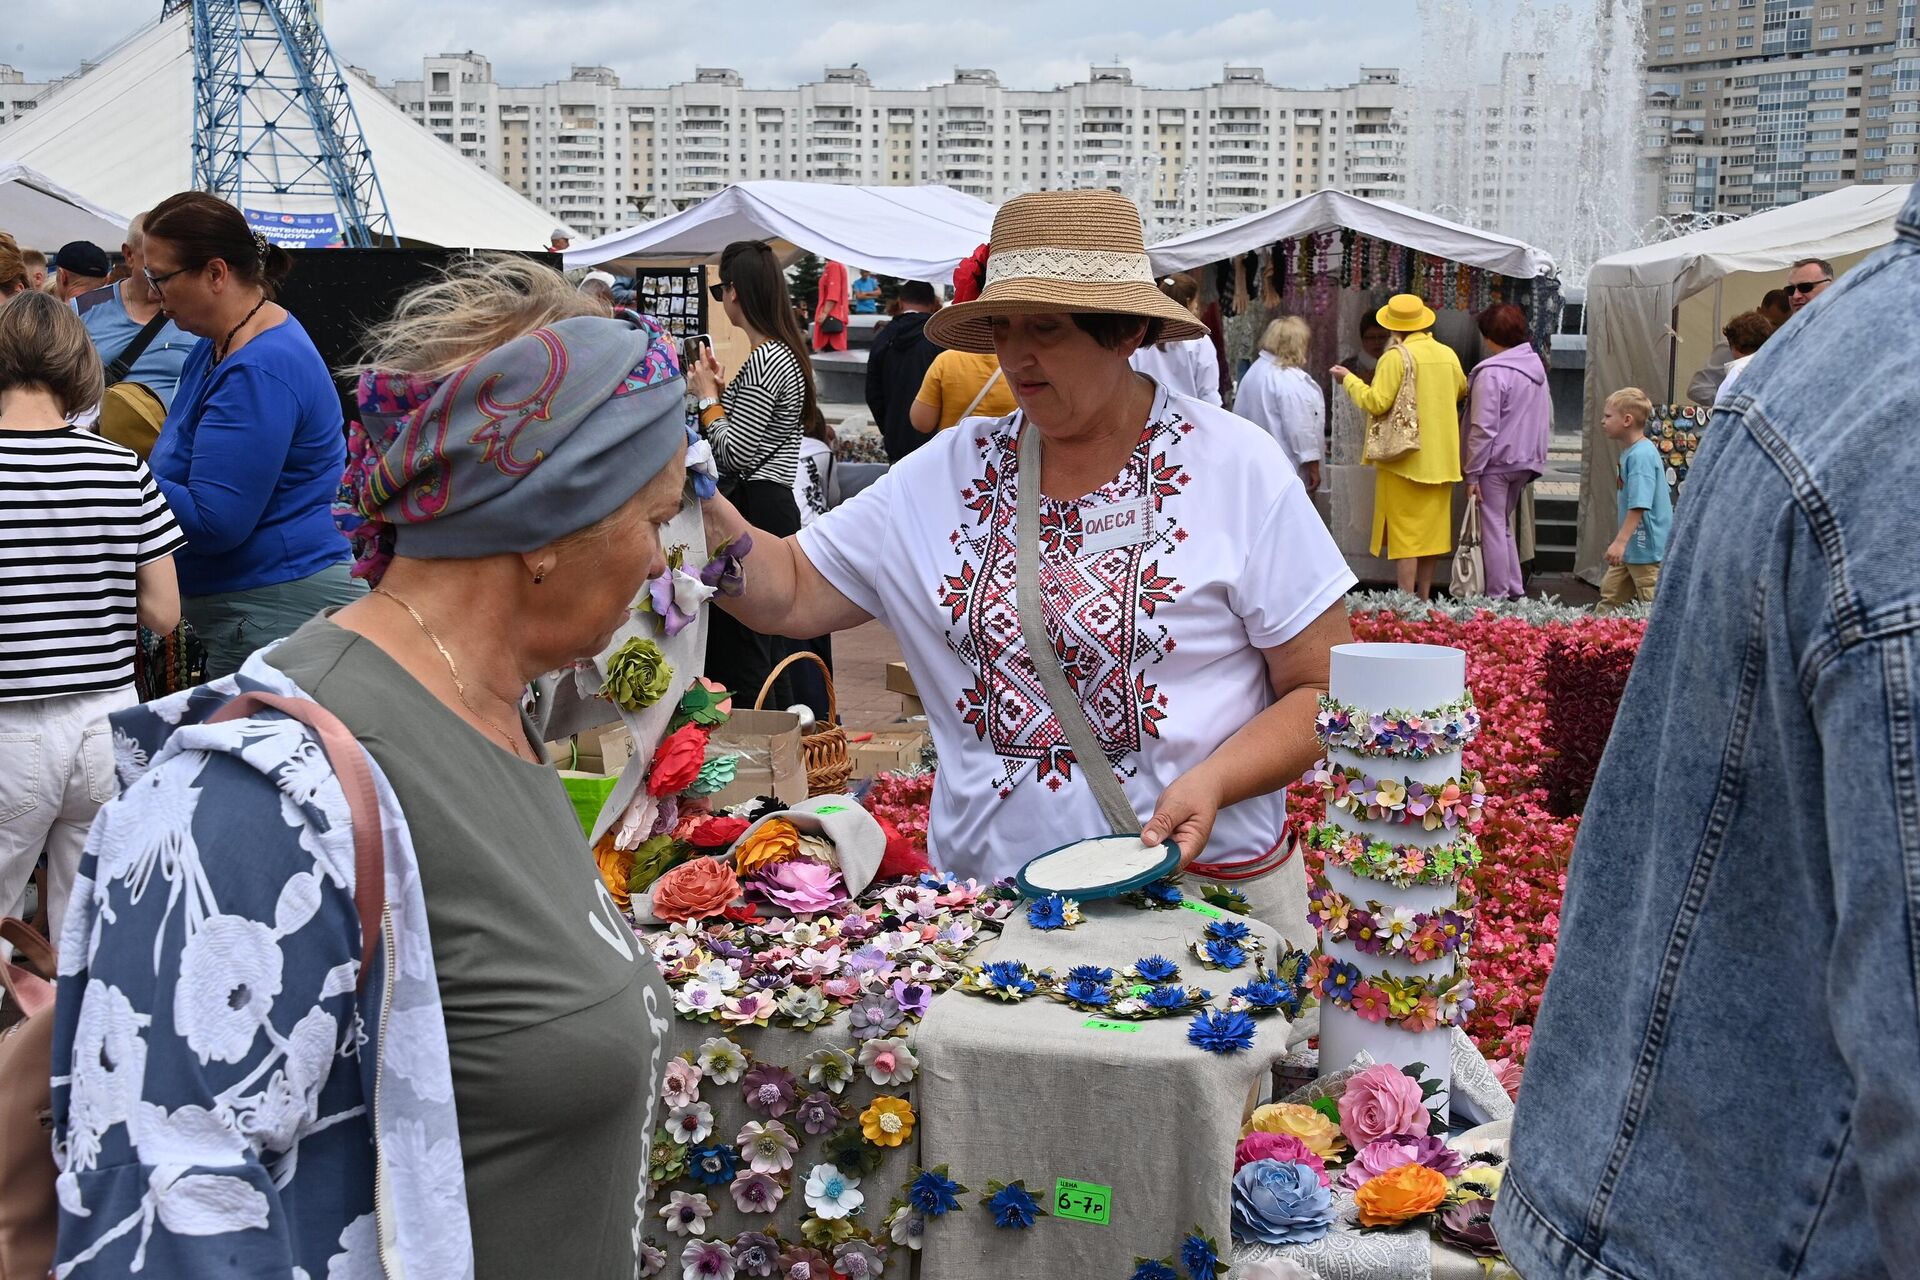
[209,691,386,993]
[0,920,55,1019]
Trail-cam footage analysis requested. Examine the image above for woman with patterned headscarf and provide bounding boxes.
[50,257,690,1280]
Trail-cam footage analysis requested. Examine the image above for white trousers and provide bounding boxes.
[0,685,135,947]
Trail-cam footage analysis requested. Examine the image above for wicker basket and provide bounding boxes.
[754,651,854,797]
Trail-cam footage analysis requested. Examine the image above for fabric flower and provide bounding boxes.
[660,1189,714,1237]
[688,1142,738,1186]
[639,1240,667,1276]
[662,1059,703,1111]
[907,1165,966,1217]
[985,1181,1045,1229]
[1187,1009,1257,1054]
[1068,964,1116,985]
[1230,1159,1336,1246]
[701,532,753,597]
[1061,976,1112,1007]
[888,1205,926,1251]
[804,1047,857,1094]
[1340,1133,1465,1189]
[1490,1056,1524,1101]
[731,1231,781,1277]
[888,979,933,1020]
[593,830,635,913]
[729,1169,786,1216]
[1234,1132,1329,1185]
[1141,879,1184,907]
[1145,984,1195,1012]
[1131,955,1180,983]
[821,1126,886,1179]
[802,1163,864,1219]
[681,1239,735,1279]
[1438,1197,1501,1256]
[735,819,803,874]
[1338,1064,1432,1147]
[777,1244,832,1280]
[669,1102,716,1146]
[749,860,848,914]
[686,815,750,852]
[1205,919,1253,944]
[778,987,832,1027]
[1199,938,1248,970]
[1244,1104,1345,1160]
[1131,1262,1178,1280]
[858,1037,919,1087]
[741,1063,797,1117]
[847,997,904,1043]
[794,1092,844,1137]
[1179,1228,1225,1279]
[859,1097,916,1147]
[604,636,673,711]
[647,724,711,796]
[831,1239,886,1279]
[1352,1163,1450,1227]
[737,1119,799,1174]
[1026,894,1080,930]
[1348,982,1392,1022]
[653,857,740,923]
[696,1036,749,1085]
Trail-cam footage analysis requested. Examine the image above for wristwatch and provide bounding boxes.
[695,397,721,413]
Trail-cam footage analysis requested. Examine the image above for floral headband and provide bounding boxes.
[1305,760,1486,831]
[1307,952,1474,1034]
[1315,694,1480,760]
[1303,822,1483,889]
[1307,884,1473,962]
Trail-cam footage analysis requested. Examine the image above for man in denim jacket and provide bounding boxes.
[1497,186,1920,1277]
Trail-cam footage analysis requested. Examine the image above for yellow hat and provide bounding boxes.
[925,190,1209,354]
[1376,293,1437,333]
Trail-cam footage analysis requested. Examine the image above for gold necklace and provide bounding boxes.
[373,587,532,760]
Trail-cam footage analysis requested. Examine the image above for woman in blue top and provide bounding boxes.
[142,191,361,676]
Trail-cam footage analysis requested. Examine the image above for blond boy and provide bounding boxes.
[1599,388,1672,611]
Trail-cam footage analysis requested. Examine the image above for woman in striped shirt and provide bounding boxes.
[686,240,818,704]
[0,288,182,941]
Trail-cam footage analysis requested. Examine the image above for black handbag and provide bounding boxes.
[818,315,845,336]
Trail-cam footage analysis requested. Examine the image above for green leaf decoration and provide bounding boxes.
[1311,1095,1343,1126]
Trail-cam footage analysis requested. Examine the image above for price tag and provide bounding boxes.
[1081,1018,1141,1033]
[813,804,849,815]
[1054,1178,1113,1225]
[1181,900,1224,920]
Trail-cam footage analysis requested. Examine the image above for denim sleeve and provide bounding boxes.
[51,749,365,1277]
[1816,626,1920,1252]
[152,364,301,554]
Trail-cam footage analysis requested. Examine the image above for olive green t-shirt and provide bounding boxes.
[270,617,666,1278]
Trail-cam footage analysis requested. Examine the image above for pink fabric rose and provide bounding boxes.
[1340,1133,1465,1189]
[1490,1056,1524,1101]
[1234,1132,1330,1186]
[747,859,848,914]
[1337,1064,1431,1148]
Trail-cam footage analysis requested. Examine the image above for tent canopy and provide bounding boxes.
[0,160,128,250]
[0,16,561,250]
[566,181,997,284]
[1147,188,1556,279]
[1575,183,1911,580]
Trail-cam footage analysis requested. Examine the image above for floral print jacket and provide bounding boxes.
[50,653,474,1279]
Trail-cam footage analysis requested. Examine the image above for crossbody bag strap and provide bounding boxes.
[958,365,1005,422]
[105,312,169,384]
[208,691,386,993]
[1014,418,1141,836]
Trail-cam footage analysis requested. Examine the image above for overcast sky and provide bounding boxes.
[6,2,1420,92]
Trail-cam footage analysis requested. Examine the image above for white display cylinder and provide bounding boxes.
[1315,643,1471,1122]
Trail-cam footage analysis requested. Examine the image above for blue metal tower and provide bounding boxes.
[163,0,396,245]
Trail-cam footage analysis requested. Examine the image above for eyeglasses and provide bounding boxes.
[142,265,190,293]
[708,281,730,303]
[1786,278,1831,296]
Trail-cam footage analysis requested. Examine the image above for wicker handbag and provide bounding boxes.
[755,652,854,796]
[1363,338,1423,464]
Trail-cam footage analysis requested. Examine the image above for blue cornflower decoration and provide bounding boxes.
[1143,878,1184,906]
[1145,984,1191,1011]
[986,1181,1046,1229]
[1201,939,1247,970]
[1068,964,1115,985]
[1204,920,1252,944]
[687,1142,737,1185]
[1061,978,1112,1007]
[1133,955,1180,983]
[1180,1228,1224,1279]
[981,961,1038,997]
[1232,979,1287,1009]
[908,1166,966,1217]
[1131,1262,1178,1280]
[1027,895,1069,930]
[1186,1009,1257,1055]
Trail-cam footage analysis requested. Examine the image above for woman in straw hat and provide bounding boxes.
[700,189,1354,942]
[1332,293,1469,598]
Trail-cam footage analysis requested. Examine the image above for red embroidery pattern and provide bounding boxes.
[938,412,1190,797]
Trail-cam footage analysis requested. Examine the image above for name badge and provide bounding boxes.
[1075,499,1151,557]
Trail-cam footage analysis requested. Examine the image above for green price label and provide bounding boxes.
[1181,900,1225,919]
[1054,1178,1113,1225]
[1081,1018,1141,1033]
[813,804,849,814]
[1127,983,1153,997]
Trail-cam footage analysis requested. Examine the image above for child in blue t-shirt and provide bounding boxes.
[1599,386,1673,611]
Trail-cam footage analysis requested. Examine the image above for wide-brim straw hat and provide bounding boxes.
[1376,292,1437,332]
[925,190,1210,354]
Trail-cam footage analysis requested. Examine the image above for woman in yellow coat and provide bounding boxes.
[1332,293,1468,598]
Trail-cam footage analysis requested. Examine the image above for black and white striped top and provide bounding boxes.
[709,340,805,486]
[1,429,185,701]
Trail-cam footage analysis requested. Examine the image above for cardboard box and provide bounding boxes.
[704,708,807,809]
[851,729,932,779]
[884,661,918,698]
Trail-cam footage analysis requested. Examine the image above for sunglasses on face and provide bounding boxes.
[708,281,731,303]
[1786,279,1831,296]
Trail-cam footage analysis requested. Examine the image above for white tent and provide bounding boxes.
[1147,189,1556,280]
[565,181,997,284]
[0,160,128,250]
[0,16,560,250]
[1574,183,1909,578]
